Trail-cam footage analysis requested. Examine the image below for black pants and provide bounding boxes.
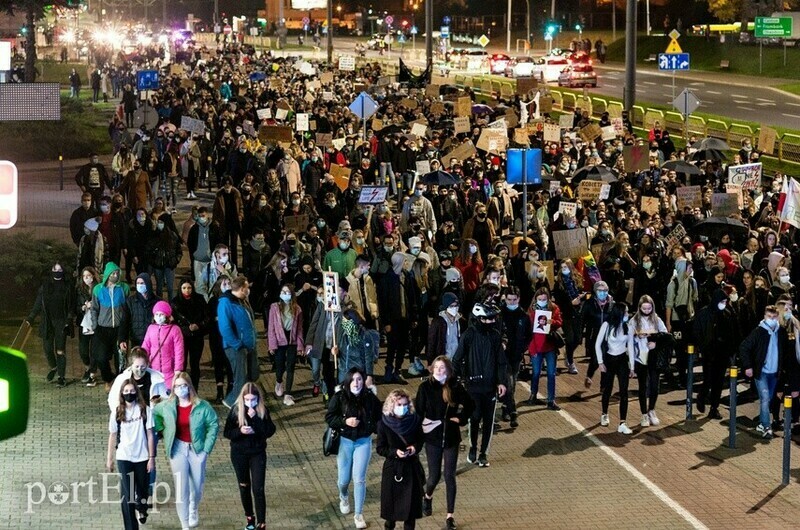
[386,320,410,373]
[222,229,240,267]
[385,520,415,529]
[601,354,630,420]
[425,444,458,514]
[698,352,727,411]
[118,459,148,530]
[231,450,267,525]
[209,331,232,389]
[78,330,94,369]
[275,345,298,393]
[671,319,689,382]
[42,324,68,378]
[321,347,336,397]
[93,325,119,383]
[562,317,582,365]
[635,361,660,414]
[585,334,600,380]
[502,361,521,415]
[186,162,197,194]
[185,334,205,391]
[468,390,496,454]
[409,317,429,362]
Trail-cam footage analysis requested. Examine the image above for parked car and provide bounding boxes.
[504,56,536,78]
[530,55,569,83]
[488,53,511,74]
[557,63,598,88]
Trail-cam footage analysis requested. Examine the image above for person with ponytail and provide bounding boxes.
[414,356,473,530]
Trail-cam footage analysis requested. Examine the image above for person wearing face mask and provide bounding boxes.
[595,303,635,434]
[213,177,245,268]
[740,305,798,439]
[141,301,185,392]
[325,367,382,529]
[97,195,128,269]
[145,215,183,301]
[207,277,235,403]
[70,192,100,246]
[551,259,585,375]
[106,380,155,530]
[75,153,112,208]
[276,150,302,203]
[414,356,473,530]
[345,255,379,332]
[197,244,239,302]
[266,285,305,406]
[153,372,219,530]
[188,207,221,284]
[461,205,496,260]
[108,347,167,413]
[91,262,131,391]
[318,191,347,232]
[76,266,101,385]
[171,280,209,391]
[454,239,485,313]
[223,383,276,530]
[127,208,155,278]
[580,281,616,389]
[629,295,669,427]
[323,230,358,279]
[427,292,464,365]
[377,253,420,384]
[665,257,698,386]
[487,180,515,236]
[527,289,564,410]
[112,142,137,190]
[400,183,437,234]
[126,273,158,354]
[226,140,254,188]
[769,266,796,305]
[118,159,154,212]
[218,276,259,409]
[632,254,662,322]
[25,262,74,388]
[499,287,532,428]
[376,389,425,530]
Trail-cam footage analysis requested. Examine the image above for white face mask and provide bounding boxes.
[154,314,167,325]
[780,275,791,284]
[280,293,292,303]
[393,404,409,417]
[446,306,459,317]
[433,373,447,384]
[536,300,548,308]
[717,302,727,311]
[469,245,478,255]
[218,255,229,265]
[244,398,258,408]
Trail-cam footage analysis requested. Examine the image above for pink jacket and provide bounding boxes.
[267,302,304,352]
[141,323,184,389]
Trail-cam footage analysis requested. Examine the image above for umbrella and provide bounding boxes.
[572,165,617,183]
[472,104,493,115]
[422,170,460,186]
[691,137,730,152]
[378,124,404,136]
[158,122,177,134]
[690,148,727,162]
[661,160,702,175]
[689,217,749,241]
[249,71,267,82]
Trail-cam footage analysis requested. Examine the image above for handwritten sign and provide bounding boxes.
[426,84,441,98]
[180,116,205,135]
[727,162,762,191]
[601,125,617,141]
[415,160,431,175]
[758,127,777,155]
[315,133,333,148]
[257,108,272,120]
[330,164,351,191]
[558,201,577,218]
[411,122,427,138]
[577,180,604,202]
[285,214,309,234]
[579,123,602,143]
[295,113,309,131]
[338,55,356,71]
[400,97,419,110]
[641,196,660,215]
[516,77,538,96]
[664,224,687,249]
[543,123,561,143]
[514,128,530,145]
[258,125,294,143]
[725,183,744,209]
[676,185,702,211]
[712,193,740,216]
[600,184,611,200]
[476,129,508,153]
[446,140,478,162]
[358,186,389,204]
[332,137,346,150]
[552,228,589,259]
[539,95,554,114]
[611,117,625,135]
[275,108,288,121]
[488,118,507,130]
[559,114,573,129]
[320,71,334,85]
[454,116,471,134]
[623,145,649,172]
[456,96,472,117]
[430,101,446,116]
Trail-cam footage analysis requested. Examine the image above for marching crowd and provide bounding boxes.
[22,40,800,530]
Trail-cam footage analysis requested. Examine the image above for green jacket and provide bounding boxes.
[153,398,219,456]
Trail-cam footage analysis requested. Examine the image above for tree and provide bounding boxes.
[0,1,73,82]
[706,0,800,23]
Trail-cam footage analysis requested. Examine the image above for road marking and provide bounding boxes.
[756,98,775,102]
[756,102,776,106]
[689,82,706,86]
[783,113,800,119]
[662,84,673,88]
[733,101,748,105]
[604,84,617,89]
[705,90,722,95]
[737,106,754,111]
[787,102,800,107]
[643,81,657,85]
[731,94,748,98]
[520,382,709,530]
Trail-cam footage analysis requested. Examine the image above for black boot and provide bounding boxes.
[215,384,224,404]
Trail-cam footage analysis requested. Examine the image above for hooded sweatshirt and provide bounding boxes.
[127,272,157,345]
[91,262,130,332]
[761,319,779,374]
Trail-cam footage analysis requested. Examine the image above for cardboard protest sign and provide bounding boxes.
[539,95,554,114]
[430,101,446,116]
[306,79,321,91]
[332,137,347,150]
[664,224,687,249]
[400,98,419,110]
[725,183,744,209]
[377,76,394,87]
[559,114,574,129]
[338,55,356,71]
[446,140,478,162]
[712,193,740,216]
[641,196,660,215]
[676,185,702,211]
[180,116,205,135]
[727,162,762,191]
[330,164,351,191]
[322,91,334,102]
[516,77,538,96]
[758,127,777,155]
[514,128,530,145]
[258,125,294,143]
[415,160,431,175]
[169,64,184,76]
[457,96,472,117]
[257,108,272,120]
[426,85,441,98]
[371,118,383,131]
[358,186,389,204]
[578,123,602,143]
[476,129,508,153]
[577,180,603,202]
[269,78,284,90]
[623,145,649,172]
[295,113,309,131]
[558,201,577,218]
[552,228,589,259]
[601,125,617,141]
[488,118,507,130]
[543,123,561,143]
[181,79,195,90]
[320,71,334,85]
[315,133,333,148]
[275,108,289,121]
[504,111,519,129]
[527,120,545,135]
[611,117,625,135]
[591,241,616,264]
[303,92,316,104]
[411,122,427,138]
[540,260,555,288]
[454,116,471,134]
[284,214,309,234]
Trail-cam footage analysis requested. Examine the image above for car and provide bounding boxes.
[558,63,597,88]
[488,53,511,74]
[567,50,593,65]
[504,56,536,78]
[530,55,569,83]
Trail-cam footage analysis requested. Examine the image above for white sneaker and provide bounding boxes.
[188,508,199,527]
[275,382,284,397]
[283,394,295,406]
[640,414,650,427]
[354,513,367,529]
[339,496,351,514]
[648,410,660,426]
[617,422,633,435]
[600,414,609,426]
[186,193,192,200]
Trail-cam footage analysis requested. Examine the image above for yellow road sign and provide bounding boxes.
[665,40,682,53]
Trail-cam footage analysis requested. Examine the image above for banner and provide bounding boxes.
[727,162,762,191]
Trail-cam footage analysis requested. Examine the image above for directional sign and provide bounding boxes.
[658,53,690,71]
[136,70,159,91]
[506,148,543,185]
[443,16,452,25]
[478,34,490,48]
[673,89,700,116]
[384,15,394,26]
[440,26,450,39]
[665,39,682,53]
[755,17,792,38]
[349,92,379,120]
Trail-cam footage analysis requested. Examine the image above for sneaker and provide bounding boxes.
[640,414,650,427]
[322,393,329,404]
[414,358,428,374]
[568,363,579,375]
[527,396,543,406]
[478,453,489,467]
[85,374,97,387]
[647,410,660,426]
[80,370,91,384]
[708,408,723,420]
[186,193,192,200]
[763,428,774,440]
[467,447,477,464]
[408,363,422,376]
[339,496,351,514]
[422,495,432,516]
[56,377,66,388]
[312,384,320,397]
[546,402,561,411]
[275,382,284,397]
[446,517,457,530]
[510,413,519,428]
[283,394,295,406]
[46,369,57,382]
[222,400,232,410]
[584,377,592,388]
[353,513,367,529]
[617,422,633,435]
[245,516,256,530]
[188,508,199,527]
[600,414,610,426]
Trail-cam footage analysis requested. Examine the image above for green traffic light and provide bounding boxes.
[0,346,29,442]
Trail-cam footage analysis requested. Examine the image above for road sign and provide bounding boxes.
[302,16,310,25]
[673,89,700,116]
[443,16,452,25]
[0,346,29,441]
[668,29,681,41]
[384,15,394,26]
[349,92,378,120]
[440,26,450,39]
[478,34,490,48]
[410,26,418,35]
[658,53,690,71]
[665,39,682,53]
[136,69,159,91]
[755,16,792,38]
[506,148,542,185]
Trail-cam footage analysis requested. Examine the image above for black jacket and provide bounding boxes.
[740,323,798,390]
[501,306,532,365]
[146,229,182,269]
[377,270,419,324]
[27,279,74,339]
[414,378,473,448]
[581,297,615,349]
[325,389,382,441]
[223,407,276,455]
[70,206,98,246]
[170,292,209,338]
[126,274,157,346]
[375,417,425,523]
[453,324,509,394]
[187,221,221,260]
[693,290,739,360]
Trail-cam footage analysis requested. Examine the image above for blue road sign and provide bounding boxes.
[410,26,418,35]
[658,53,690,71]
[440,26,450,38]
[349,92,378,120]
[506,148,542,185]
[136,70,159,91]
[443,16,452,25]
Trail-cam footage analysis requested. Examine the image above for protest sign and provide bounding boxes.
[543,123,561,143]
[331,137,346,150]
[275,108,288,121]
[258,125,294,143]
[727,162,762,191]
[578,123,602,143]
[533,310,552,334]
[315,133,333,148]
[411,122,427,138]
[725,183,744,209]
[358,186,389,204]
[641,196,660,215]
[623,145,649,172]
[559,114,574,129]
[558,201,577,218]
[295,113,309,131]
[330,164,351,191]
[320,71,334,85]
[457,96,471,117]
[415,160,431,175]
[426,85,441,98]
[676,185,702,211]
[338,55,356,71]
[180,116,205,135]
[454,116,471,134]
[516,77,538,96]
[552,228,589,259]
[577,180,603,202]
[601,125,617,141]
[712,193,740,216]
[284,214,309,233]
[758,126,777,155]
[513,128,530,145]
[256,108,272,120]
[664,224,687,249]
[447,140,478,162]
[323,271,341,312]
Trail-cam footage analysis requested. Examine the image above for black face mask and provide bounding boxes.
[53,271,64,281]
[123,393,137,403]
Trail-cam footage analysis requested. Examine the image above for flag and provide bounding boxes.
[778,176,800,229]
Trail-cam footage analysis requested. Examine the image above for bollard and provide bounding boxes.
[728,366,738,448]
[686,344,695,420]
[59,154,64,191]
[783,396,792,486]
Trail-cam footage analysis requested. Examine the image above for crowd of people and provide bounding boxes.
[23,39,800,529]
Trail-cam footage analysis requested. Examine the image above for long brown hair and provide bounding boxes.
[432,355,456,405]
[115,379,147,424]
[234,382,268,424]
[458,238,482,266]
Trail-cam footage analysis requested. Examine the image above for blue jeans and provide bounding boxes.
[337,436,372,515]
[755,371,779,429]
[224,347,258,408]
[379,162,396,195]
[531,351,557,402]
[152,267,175,301]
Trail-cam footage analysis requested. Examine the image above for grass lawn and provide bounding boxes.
[776,83,800,96]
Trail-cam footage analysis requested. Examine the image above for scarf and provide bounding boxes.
[382,412,419,441]
[342,317,361,348]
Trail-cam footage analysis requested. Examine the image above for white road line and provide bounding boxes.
[520,382,709,530]
[787,102,800,107]
[756,102,776,106]
[643,81,657,85]
[688,82,706,86]
[705,90,721,95]
[662,84,673,88]
[737,106,755,111]
[732,101,748,105]
[783,113,800,119]
[756,98,775,103]
[731,94,748,98]
[604,84,617,88]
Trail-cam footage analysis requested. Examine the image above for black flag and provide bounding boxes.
[398,58,431,88]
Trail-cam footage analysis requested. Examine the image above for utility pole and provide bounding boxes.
[506,0,511,53]
[327,0,333,64]
[425,0,433,73]
[623,0,637,111]
[612,0,616,42]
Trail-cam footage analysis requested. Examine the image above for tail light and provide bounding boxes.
[0,160,18,229]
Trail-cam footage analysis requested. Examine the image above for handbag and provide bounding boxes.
[549,329,566,349]
[323,426,340,456]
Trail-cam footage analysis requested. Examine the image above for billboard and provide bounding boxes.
[291,0,327,9]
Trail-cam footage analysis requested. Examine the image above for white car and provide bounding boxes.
[530,56,569,83]
[505,56,536,78]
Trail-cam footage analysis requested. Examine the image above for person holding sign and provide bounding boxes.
[527,288,563,411]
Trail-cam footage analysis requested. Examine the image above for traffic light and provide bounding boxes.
[545,22,558,37]
[0,161,18,229]
[0,346,30,442]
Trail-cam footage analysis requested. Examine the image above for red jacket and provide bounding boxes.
[454,256,484,293]
[527,303,563,355]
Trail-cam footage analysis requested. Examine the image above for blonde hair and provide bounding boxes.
[234,382,268,423]
[169,372,201,405]
[631,295,659,331]
[382,389,414,416]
